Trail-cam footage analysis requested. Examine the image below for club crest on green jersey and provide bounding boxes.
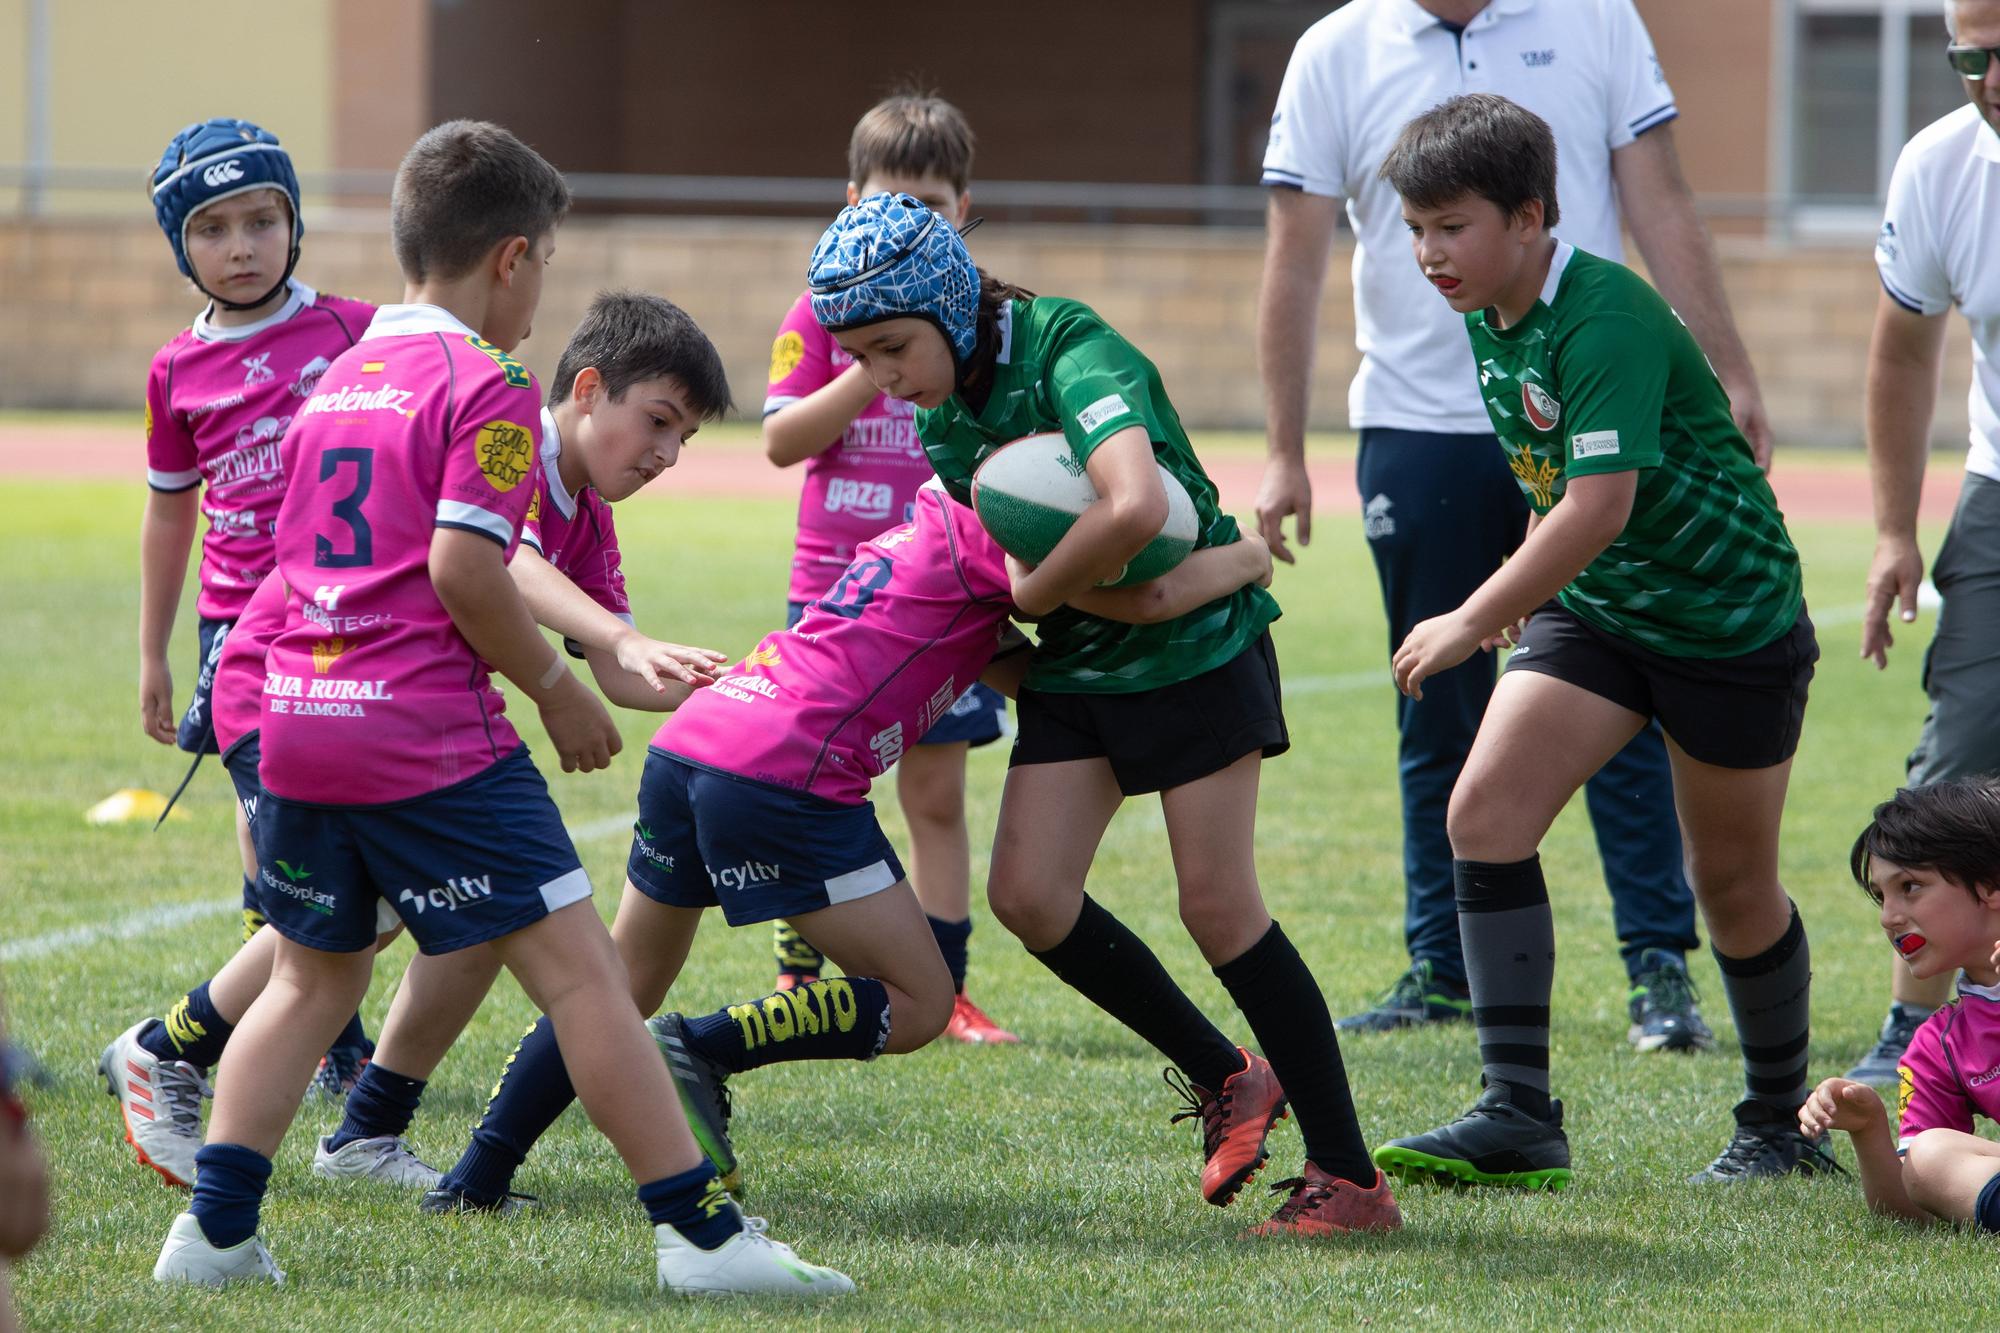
[1522,382,1561,432]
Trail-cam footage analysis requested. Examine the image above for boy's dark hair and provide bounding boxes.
[549,289,733,420]
[849,91,976,194]
[1849,778,2000,902]
[391,120,571,283]
[1378,92,1561,229]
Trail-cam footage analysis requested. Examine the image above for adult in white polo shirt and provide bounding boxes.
[1257,0,1769,1044]
[1850,0,2000,1087]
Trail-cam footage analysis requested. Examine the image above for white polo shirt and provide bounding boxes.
[1262,0,1676,434]
[1876,103,2000,484]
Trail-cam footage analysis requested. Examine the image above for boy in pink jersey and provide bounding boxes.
[151,122,848,1300]
[429,480,1272,1205]
[762,93,1015,1043]
[135,114,379,1110]
[104,291,733,1198]
[1802,779,2000,1230]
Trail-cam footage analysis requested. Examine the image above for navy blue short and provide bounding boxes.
[175,616,234,754]
[626,748,905,927]
[251,747,590,955]
[222,733,268,940]
[787,599,1006,747]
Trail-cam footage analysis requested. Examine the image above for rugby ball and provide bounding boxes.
[971,433,1198,588]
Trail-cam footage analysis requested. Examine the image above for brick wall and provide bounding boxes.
[0,213,1971,449]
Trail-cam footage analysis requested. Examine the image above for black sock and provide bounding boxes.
[141,979,233,1067]
[441,1015,574,1204]
[330,1009,370,1053]
[929,915,972,993]
[1714,902,1812,1113]
[189,1143,271,1249]
[772,920,824,978]
[327,1063,425,1149]
[1978,1172,2000,1234]
[1030,895,1240,1090]
[1213,921,1374,1184]
[1456,857,1555,1121]
[639,1162,741,1251]
[681,976,892,1074]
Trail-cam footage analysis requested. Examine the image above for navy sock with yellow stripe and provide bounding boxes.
[680,977,891,1074]
[138,980,233,1069]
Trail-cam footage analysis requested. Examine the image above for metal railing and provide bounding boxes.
[0,163,1860,230]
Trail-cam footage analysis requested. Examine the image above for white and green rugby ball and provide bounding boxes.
[971,432,1197,588]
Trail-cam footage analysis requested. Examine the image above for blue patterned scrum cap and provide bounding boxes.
[150,118,303,281]
[807,192,978,365]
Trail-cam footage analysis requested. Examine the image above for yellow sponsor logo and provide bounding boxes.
[525,490,541,526]
[361,360,385,374]
[727,977,858,1050]
[312,637,347,674]
[1897,1063,1915,1122]
[465,335,532,390]
[144,399,154,442]
[1509,449,1561,509]
[769,330,805,385]
[744,644,782,669]
[476,419,535,492]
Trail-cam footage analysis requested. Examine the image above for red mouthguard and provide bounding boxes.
[1895,932,1927,958]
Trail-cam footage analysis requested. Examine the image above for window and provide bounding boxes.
[1785,0,1968,213]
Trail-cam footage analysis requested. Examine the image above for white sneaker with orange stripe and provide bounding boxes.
[98,1021,209,1187]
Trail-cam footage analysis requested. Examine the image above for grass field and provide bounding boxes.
[3,454,1991,1329]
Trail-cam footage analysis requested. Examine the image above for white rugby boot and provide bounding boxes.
[99,1021,209,1187]
[656,1215,854,1298]
[153,1212,284,1286]
[312,1134,443,1188]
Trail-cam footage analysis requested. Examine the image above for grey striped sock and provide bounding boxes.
[1455,857,1555,1118]
[1715,903,1811,1112]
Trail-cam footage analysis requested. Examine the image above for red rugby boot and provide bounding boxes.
[1166,1047,1289,1206]
[1242,1162,1403,1238]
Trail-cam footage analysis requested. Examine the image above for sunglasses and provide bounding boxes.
[1948,44,2000,79]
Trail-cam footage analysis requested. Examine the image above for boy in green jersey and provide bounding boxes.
[805,193,1402,1238]
[1368,93,1828,1189]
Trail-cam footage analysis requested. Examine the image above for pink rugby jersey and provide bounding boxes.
[258,304,542,804]
[660,484,1012,804]
[210,570,288,755]
[522,406,632,623]
[766,289,934,603]
[1896,978,2000,1151]
[144,281,375,620]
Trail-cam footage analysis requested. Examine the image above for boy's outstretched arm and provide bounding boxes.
[508,546,719,711]
[1065,532,1274,626]
[137,488,200,744]
[1394,469,1635,700]
[764,364,878,467]
[430,529,622,773]
[1798,1077,1929,1222]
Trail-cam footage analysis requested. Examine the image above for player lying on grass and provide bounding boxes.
[149,120,849,1298]
[1802,780,2000,1227]
[424,478,1274,1210]
[809,192,1399,1237]
[102,290,732,1193]
[1371,93,1827,1190]
[139,116,380,1092]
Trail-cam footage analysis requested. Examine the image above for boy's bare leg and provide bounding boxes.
[207,939,375,1153]
[610,885,703,1014]
[1904,1128,2000,1222]
[897,744,973,922]
[781,885,953,1053]
[206,926,280,1023]
[487,902,704,1184]
[369,945,502,1078]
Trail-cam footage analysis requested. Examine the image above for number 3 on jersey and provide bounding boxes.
[315,446,374,568]
[819,556,894,620]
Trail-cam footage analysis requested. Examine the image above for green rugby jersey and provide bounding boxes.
[918,297,1279,693]
[1467,245,1800,658]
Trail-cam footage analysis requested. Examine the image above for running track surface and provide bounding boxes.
[0,425,1961,524]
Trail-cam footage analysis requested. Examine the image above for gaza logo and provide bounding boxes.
[1522,382,1561,432]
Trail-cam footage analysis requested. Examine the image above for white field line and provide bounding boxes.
[0,812,646,965]
[0,590,1915,964]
